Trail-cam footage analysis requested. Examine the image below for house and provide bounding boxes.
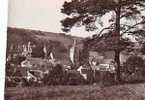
[89,51,114,64]
[89,50,130,65]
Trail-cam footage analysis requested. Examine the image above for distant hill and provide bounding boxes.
[7,27,83,48]
[6,27,84,65]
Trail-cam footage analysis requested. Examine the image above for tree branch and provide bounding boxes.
[121,20,145,35]
[99,23,115,34]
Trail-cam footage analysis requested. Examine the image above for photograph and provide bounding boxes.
[5,0,145,100]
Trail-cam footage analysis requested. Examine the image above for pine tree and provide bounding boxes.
[61,0,145,81]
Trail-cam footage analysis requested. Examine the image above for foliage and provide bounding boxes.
[140,42,145,55]
[31,44,45,58]
[85,33,134,52]
[43,64,65,85]
[124,55,144,74]
[61,0,145,52]
[79,38,90,65]
[61,0,145,33]
[43,64,85,85]
[61,0,145,81]
[7,27,82,60]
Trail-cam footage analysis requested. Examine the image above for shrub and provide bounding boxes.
[43,64,65,85]
[122,55,145,82]
[125,55,144,74]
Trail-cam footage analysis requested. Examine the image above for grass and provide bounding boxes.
[5,83,145,100]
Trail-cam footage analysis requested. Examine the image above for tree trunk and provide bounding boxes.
[115,4,121,82]
[115,50,121,81]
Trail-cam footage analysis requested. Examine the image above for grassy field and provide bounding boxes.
[5,83,145,100]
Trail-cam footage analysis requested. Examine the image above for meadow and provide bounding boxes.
[5,83,145,100]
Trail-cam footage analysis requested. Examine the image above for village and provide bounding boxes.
[5,34,145,87]
[5,38,117,86]
[5,0,145,100]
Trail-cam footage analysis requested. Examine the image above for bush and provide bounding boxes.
[43,64,65,85]
[64,71,85,85]
[122,55,145,82]
[125,55,144,73]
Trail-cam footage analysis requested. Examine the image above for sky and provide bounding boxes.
[8,0,111,37]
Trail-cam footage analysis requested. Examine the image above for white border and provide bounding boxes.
[0,0,8,100]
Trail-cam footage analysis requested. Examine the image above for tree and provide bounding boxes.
[45,64,65,85]
[61,0,145,81]
[79,38,90,65]
[125,55,144,74]
[141,42,145,55]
